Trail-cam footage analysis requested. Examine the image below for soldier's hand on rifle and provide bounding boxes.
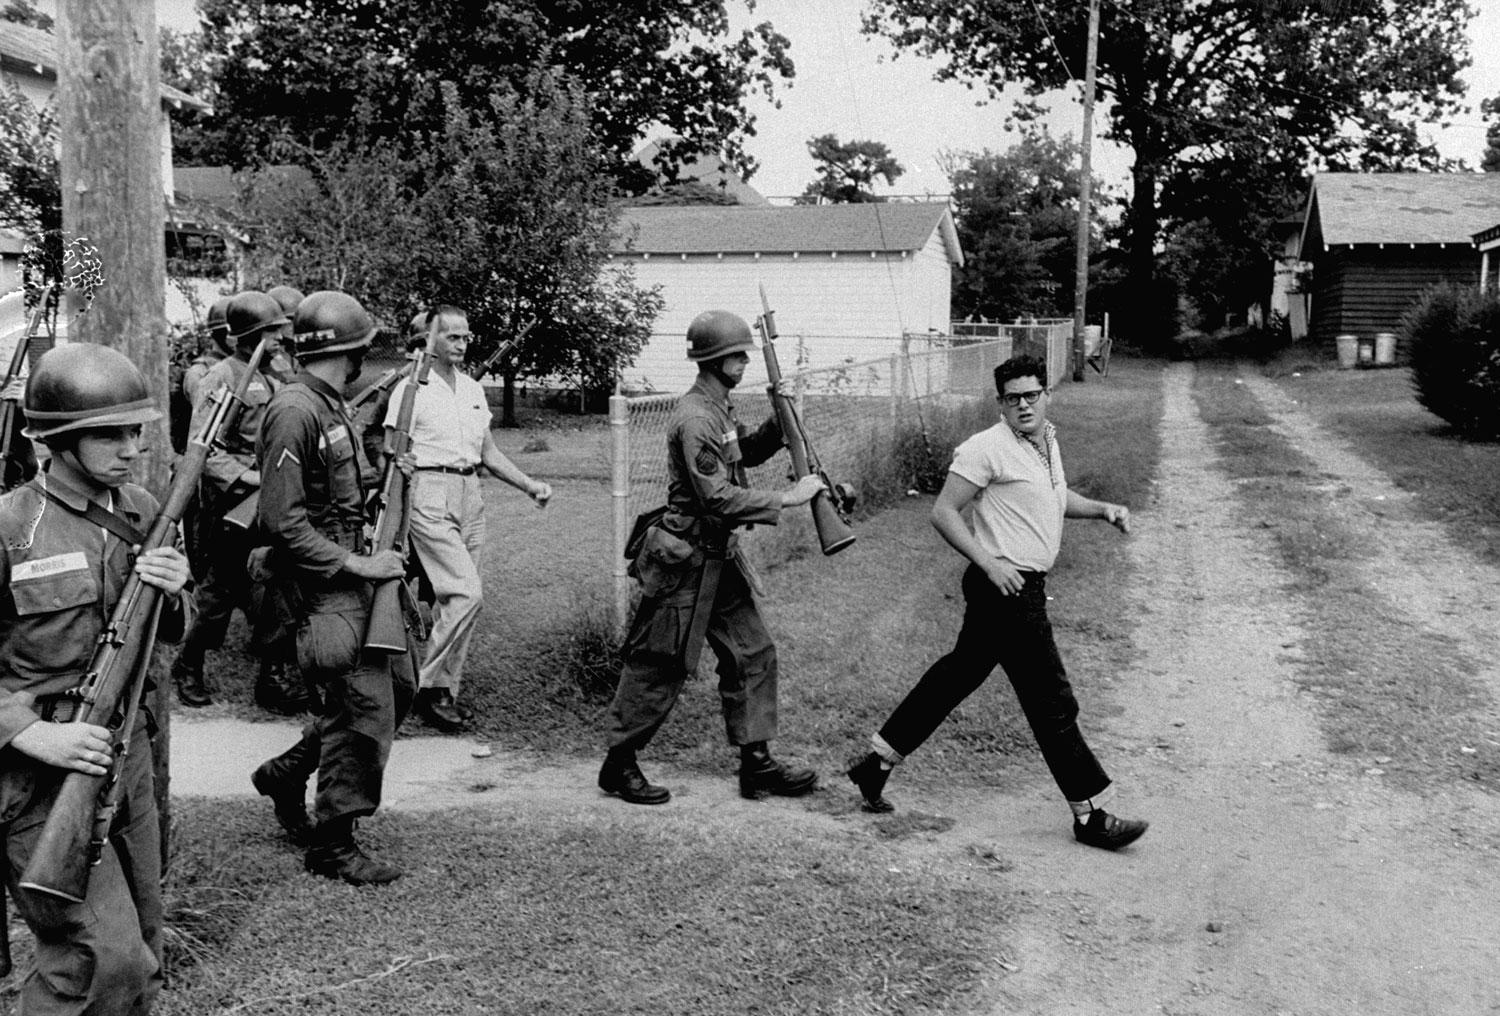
[240,469,261,489]
[526,478,552,508]
[781,473,827,508]
[133,546,191,596]
[396,450,417,479]
[342,548,406,581]
[0,377,24,401]
[10,720,115,776]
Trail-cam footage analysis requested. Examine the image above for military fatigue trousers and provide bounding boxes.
[606,559,778,752]
[1,719,162,1016]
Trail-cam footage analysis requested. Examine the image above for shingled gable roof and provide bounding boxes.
[0,20,208,111]
[615,202,963,266]
[1303,172,1500,250]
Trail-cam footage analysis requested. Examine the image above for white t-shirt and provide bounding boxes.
[385,369,492,469]
[949,421,1067,572]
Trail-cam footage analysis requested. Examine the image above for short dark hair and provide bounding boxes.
[994,354,1047,396]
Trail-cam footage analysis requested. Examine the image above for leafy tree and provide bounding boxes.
[0,77,60,237]
[1482,95,1500,173]
[237,72,660,423]
[863,0,1474,340]
[942,129,1093,321]
[798,134,905,204]
[176,0,792,190]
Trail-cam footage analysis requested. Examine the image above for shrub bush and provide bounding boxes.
[1403,284,1500,439]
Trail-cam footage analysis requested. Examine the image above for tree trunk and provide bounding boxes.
[1129,160,1163,346]
[502,371,517,428]
[57,0,172,867]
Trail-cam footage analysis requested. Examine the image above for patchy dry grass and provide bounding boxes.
[150,799,1011,1016]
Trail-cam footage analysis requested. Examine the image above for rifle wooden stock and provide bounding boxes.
[18,337,274,904]
[756,285,855,556]
[0,305,44,492]
[364,351,433,653]
[467,318,536,379]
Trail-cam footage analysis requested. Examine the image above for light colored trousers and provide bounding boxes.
[409,471,486,697]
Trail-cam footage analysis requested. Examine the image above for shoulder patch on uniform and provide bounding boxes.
[695,448,720,475]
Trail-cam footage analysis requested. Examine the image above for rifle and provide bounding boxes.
[18,334,276,905]
[755,284,857,556]
[467,318,536,379]
[0,304,45,491]
[364,350,434,653]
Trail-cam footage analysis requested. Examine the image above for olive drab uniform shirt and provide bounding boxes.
[0,476,192,745]
[190,354,281,499]
[666,375,784,532]
[256,371,371,582]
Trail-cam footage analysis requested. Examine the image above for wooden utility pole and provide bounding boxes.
[56,0,173,860]
[1071,0,1101,382]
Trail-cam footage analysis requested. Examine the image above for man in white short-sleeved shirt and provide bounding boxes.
[846,354,1150,851]
[384,306,552,731]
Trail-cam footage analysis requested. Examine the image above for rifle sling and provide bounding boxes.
[41,479,148,546]
[680,551,725,675]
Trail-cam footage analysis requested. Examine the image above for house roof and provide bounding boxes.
[0,21,209,111]
[614,202,963,265]
[1304,172,1500,248]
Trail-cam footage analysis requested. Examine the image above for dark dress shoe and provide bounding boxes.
[417,690,465,733]
[598,758,671,805]
[1073,810,1149,851]
[846,752,895,813]
[739,744,817,800]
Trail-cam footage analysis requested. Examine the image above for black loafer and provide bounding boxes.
[416,690,465,733]
[846,752,895,813]
[1073,810,1149,851]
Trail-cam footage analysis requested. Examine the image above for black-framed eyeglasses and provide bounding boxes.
[1000,389,1045,407]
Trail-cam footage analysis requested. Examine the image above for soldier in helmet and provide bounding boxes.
[598,309,825,805]
[249,290,415,885]
[0,343,194,1014]
[265,285,304,380]
[172,291,308,713]
[181,294,234,408]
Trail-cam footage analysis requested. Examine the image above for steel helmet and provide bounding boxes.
[227,291,291,345]
[206,295,234,353]
[686,310,756,362]
[292,291,377,359]
[405,310,432,352]
[266,285,305,317]
[23,343,161,442]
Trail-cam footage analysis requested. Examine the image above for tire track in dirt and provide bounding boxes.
[960,362,1500,1016]
[1238,369,1500,719]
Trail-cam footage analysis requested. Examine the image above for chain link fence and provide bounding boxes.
[606,322,1071,627]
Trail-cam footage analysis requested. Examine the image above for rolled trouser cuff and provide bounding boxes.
[870,733,904,766]
[1067,782,1116,818]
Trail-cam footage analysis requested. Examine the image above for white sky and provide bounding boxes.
[148,0,1500,198]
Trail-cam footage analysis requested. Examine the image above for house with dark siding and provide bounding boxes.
[1298,173,1500,358]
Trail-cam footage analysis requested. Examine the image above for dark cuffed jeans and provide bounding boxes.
[878,565,1112,807]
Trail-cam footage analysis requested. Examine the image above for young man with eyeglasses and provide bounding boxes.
[847,354,1149,850]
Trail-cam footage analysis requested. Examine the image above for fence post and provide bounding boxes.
[609,392,631,635]
[889,353,899,431]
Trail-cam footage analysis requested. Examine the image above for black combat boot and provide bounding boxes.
[304,817,403,885]
[171,648,213,707]
[255,657,312,715]
[738,742,818,800]
[251,736,317,845]
[598,748,671,805]
[846,751,896,813]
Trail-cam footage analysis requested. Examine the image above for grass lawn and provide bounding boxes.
[1194,363,1500,793]
[150,799,1011,1016]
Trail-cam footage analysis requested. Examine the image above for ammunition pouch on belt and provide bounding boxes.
[246,545,303,650]
[630,517,700,599]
